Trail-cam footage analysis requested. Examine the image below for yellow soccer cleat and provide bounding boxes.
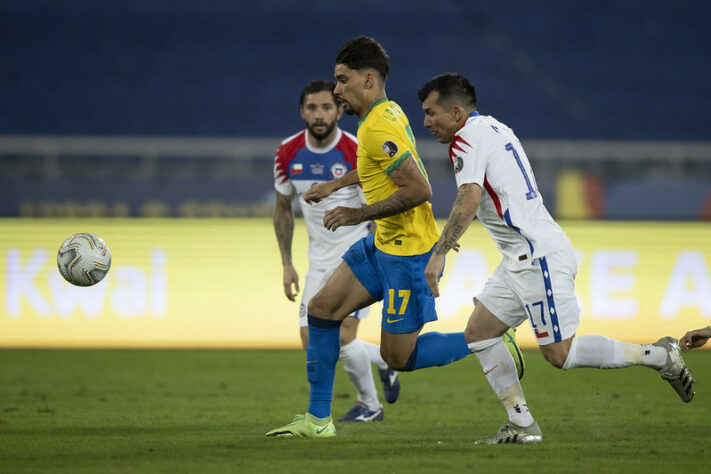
[265,413,336,438]
[503,327,526,380]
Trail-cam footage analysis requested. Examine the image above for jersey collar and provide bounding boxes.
[358,97,389,127]
[456,111,480,133]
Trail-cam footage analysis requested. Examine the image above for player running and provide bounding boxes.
[418,72,695,444]
[273,80,400,422]
[267,38,523,438]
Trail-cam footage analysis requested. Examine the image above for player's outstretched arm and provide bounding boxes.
[679,326,711,352]
[425,183,482,297]
[303,170,360,204]
[273,191,299,301]
[323,156,431,231]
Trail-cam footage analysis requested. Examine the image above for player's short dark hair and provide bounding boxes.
[335,36,390,81]
[299,80,337,107]
[418,73,477,109]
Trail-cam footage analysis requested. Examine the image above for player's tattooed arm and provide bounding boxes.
[273,191,295,265]
[304,170,360,204]
[433,183,482,256]
[425,183,481,297]
[273,191,300,300]
[360,156,432,221]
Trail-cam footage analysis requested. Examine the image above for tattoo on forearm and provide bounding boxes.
[273,205,294,264]
[435,215,464,255]
[434,186,477,256]
[361,192,416,221]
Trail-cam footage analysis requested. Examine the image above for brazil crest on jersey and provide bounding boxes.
[357,98,439,256]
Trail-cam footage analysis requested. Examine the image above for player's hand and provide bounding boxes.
[425,253,446,298]
[304,182,335,204]
[679,327,711,352]
[323,206,363,231]
[282,264,299,301]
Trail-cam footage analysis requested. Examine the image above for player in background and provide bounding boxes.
[680,326,711,351]
[418,73,696,444]
[272,80,400,423]
[267,37,523,438]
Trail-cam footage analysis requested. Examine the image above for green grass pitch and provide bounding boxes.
[0,349,708,473]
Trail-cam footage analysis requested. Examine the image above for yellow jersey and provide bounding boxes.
[356,98,439,256]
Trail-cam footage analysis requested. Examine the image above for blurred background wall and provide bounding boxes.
[2,0,710,220]
[1,0,710,347]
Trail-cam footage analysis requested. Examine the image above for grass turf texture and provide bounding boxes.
[0,349,708,473]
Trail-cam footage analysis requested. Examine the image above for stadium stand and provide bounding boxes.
[1,1,710,218]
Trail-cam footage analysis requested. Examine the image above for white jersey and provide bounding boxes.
[274,128,370,270]
[449,112,571,268]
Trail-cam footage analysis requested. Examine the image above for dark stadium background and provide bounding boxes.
[1,0,710,219]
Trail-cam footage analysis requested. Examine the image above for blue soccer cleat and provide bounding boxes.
[378,367,401,404]
[336,403,384,422]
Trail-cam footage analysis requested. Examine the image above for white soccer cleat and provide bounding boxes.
[475,422,543,445]
[653,336,695,403]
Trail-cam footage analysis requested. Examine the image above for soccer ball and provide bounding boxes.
[56,233,112,286]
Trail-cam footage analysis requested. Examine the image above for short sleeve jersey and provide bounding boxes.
[449,113,570,268]
[274,128,370,270]
[357,98,439,256]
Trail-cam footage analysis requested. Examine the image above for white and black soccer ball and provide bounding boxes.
[57,233,112,287]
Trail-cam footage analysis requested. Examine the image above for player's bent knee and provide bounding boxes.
[307,294,335,320]
[380,348,409,371]
[464,326,478,344]
[541,348,567,369]
[464,325,489,344]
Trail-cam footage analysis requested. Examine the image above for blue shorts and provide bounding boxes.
[342,233,440,334]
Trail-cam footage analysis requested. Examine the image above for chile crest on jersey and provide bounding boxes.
[289,148,352,182]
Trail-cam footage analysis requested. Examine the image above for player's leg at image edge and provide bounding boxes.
[562,335,694,403]
[471,334,695,445]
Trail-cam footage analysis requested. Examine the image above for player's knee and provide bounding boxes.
[541,348,567,369]
[339,333,355,346]
[464,325,486,344]
[306,294,329,319]
[380,347,409,371]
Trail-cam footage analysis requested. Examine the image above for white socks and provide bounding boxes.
[362,340,389,370]
[340,339,381,411]
[470,338,534,428]
[562,335,667,370]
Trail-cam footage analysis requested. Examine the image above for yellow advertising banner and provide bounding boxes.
[1,219,709,348]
